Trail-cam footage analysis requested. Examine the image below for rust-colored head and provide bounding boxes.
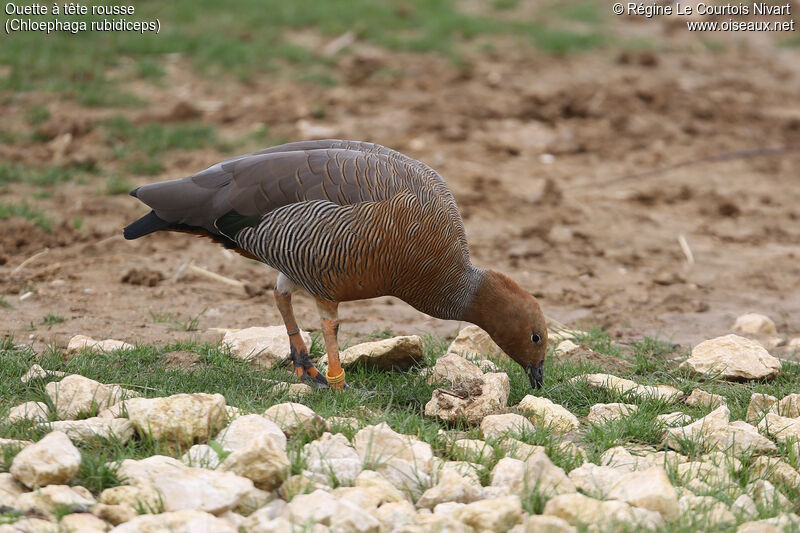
[463,270,548,388]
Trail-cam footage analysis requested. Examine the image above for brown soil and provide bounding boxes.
[2,21,799,358]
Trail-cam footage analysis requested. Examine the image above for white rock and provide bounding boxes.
[417,470,482,509]
[221,326,311,368]
[303,432,362,485]
[679,494,736,528]
[67,334,133,354]
[7,402,49,422]
[353,423,432,497]
[0,473,26,509]
[40,417,135,443]
[219,433,290,491]
[675,461,732,488]
[109,510,237,532]
[322,335,424,370]
[285,489,380,532]
[737,522,785,533]
[448,325,510,361]
[46,374,126,419]
[263,402,325,438]
[353,470,408,505]
[657,412,693,427]
[554,340,580,357]
[326,416,360,432]
[571,373,684,402]
[733,313,778,336]
[451,438,494,463]
[20,364,66,383]
[481,413,535,440]
[568,463,626,498]
[491,453,576,498]
[10,431,81,488]
[14,484,95,519]
[117,455,254,514]
[732,494,759,521]
[509,514,577,533]
[124,393,227,444]
[182,444,222,469]
[215,414,287,452]
[682,334,781,380]
[607,467,679,520]
[475,359,498,372]
[427,353,483,384]
[373,500,416,531]
[758,413,800,444]
[750,456,800,489]
[746,479,791,509]
[543,492,664,531]
[425,373,510,424]
[496,438,545,461]
[100,483,164,512]
[454,495,523,533]
[517,396,579,432]
[685,389,726,409]
[707,420,777,454]
[664,405,730,450]
[433,459,484,487]
[586,403,637,424]
[771,393,800,418]
[60,513,109,532]
[332,485,381,509]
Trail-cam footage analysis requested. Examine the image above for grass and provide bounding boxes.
[2,329,800,530]
[0,164,86,188]
[0,202,52,231]
[40,314,66,326]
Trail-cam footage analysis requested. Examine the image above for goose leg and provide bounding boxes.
[274,274,328,388]
[316,298,347,391]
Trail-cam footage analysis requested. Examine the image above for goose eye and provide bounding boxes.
[531,333,541,344]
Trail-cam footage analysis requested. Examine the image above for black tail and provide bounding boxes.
[123,210,171,240]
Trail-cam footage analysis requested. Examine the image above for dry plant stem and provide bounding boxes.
[186,264,245,290]
[11,248,49,275]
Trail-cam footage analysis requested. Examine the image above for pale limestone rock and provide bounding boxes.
[14,484,95,519]
[125,393,227,444]
[427,353,483,384]
[554,340,580,357]
[326,416,360,432]
[239,500,289,531]
[92,503,137,526]
[117,455,254,514]
[758,413,800,444]
[182,444,221,469]
[425,373,510,425]
[567,463,626,498]
[685,389,726,409]
[517,396,579,432]
[219,433,290,491]
[679,494,736,529]
[7,401,49,422]
[454,495,523,533]
[543,493,664,531]
[60,513,109,532]
[699,450,743,471]
[448,325,510,361]
[475,359,498,373]
[707,420,777,454]
[0,518,57,533]
[586,403,637,424]
[746,479,791,509]
[263,402,325,438]
[490,454,575,498]
[97,402,124,419]
[100,483,164,512]
[303,432,362,485]
[109,510,237,532]
[771,393,800,418]
[675,461,732,488]
[373,501,416,532]
[408,512,471,533]
[496,437,545,461]
[225,406,243,420]
[215,414,287,452]
[433,459,484,487]
[606,467,679,520]
[221,326,311,368]
[40,417,134,443]
[10,431,81,488]
[657,412,693,427]
[664,405,730,450]
[20,364,66,383]
[737,523,784,533]
[67,334,133,354]
[681,334,781,380]
[451,438,493,463]
[353,423,432,497]
[0,473,26,508]
[750,456,800,489]
[417,470,482,509]
[278,472,328,500]
[732,494,759,521]
[233,486,274,516]
[332,485,382,509]
[733,313,778,336]
[432,501,466,516]
[285,489,380,532]
[481,413,535,440]
[218,511,245,530]
[46,375,125,419]
[353,470,408,505]
[571,373,684,402]
[509,514,577,533]
[319,336,423,371]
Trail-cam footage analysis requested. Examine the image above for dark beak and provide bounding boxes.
[526,361,544,389]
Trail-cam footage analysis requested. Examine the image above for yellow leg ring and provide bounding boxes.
[326,369,346,386]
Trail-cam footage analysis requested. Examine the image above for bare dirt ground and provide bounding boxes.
[2,17,799,356]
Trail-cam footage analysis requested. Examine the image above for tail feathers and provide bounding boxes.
[123,210,171,240]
